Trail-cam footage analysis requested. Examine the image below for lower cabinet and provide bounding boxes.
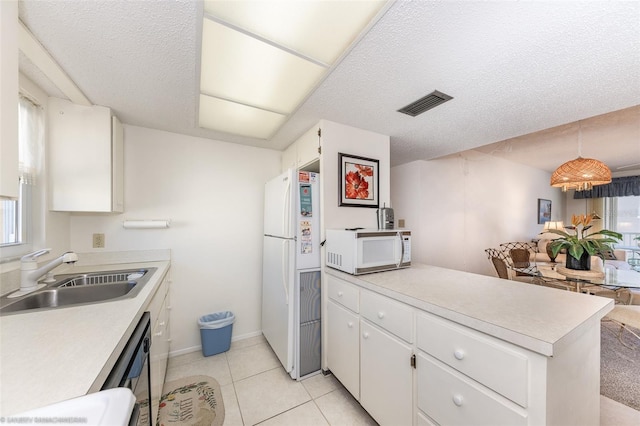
[325,271,601,426]
[327,300,360,399]
[149,271,172,424]
[327,276,413,426]
[360,319,413,426]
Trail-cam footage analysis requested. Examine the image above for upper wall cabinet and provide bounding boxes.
[0,1,19,199]
[282,126,320,172]
[48,97,124,212]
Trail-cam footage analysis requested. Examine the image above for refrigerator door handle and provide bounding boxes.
[397,231,404,268]
[281,240,289,305]
[283,177,291,236]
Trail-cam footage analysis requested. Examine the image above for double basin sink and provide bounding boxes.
[0,268,156,316]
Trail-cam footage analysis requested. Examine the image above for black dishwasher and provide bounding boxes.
[102,312,152,426]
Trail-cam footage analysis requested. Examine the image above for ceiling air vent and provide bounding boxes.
[397,90,453,117]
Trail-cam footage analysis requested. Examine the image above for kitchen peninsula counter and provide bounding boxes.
[327,263,613,356]
[325,263,615,425]
[0,250,171,416]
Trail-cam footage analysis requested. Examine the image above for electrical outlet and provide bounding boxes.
[93,233,105,248]
[398,219,406,228]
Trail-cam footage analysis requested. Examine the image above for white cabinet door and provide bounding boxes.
[0,0,19,199]
[296,126,319,168]
[48,97,123,212]
[282,143,296,172]
[327,300,360,400]
[360,319,413,426]
[149,273,171,424]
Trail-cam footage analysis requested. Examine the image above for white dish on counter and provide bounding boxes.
[9,388,136,425]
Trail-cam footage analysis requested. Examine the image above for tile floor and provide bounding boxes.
[164,335,640,426]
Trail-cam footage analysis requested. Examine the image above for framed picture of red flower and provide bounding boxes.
[338,153,379,207]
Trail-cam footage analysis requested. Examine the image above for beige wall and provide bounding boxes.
[68,125,281,354]
[391,151,564,276]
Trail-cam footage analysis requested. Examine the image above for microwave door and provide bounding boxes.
[396,232,404,267]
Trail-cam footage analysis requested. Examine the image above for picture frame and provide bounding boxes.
[338,153,379,208]
[538,198,552,224]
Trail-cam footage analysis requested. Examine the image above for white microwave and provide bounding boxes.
[325,228,411,275]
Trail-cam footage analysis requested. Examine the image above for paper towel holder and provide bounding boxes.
[122,220,171,229]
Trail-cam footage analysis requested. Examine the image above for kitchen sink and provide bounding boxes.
[0,268,156,316]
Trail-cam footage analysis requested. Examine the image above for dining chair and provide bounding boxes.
[485,248,536,283]
[485,248,510,279]
[499,242,539,277]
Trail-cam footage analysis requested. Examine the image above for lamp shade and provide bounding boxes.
[543,221,565,231]
[541,221,565,240]
[550,157,611,192]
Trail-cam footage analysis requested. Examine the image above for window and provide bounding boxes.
[0,95,44,260]
[604,195,640,248]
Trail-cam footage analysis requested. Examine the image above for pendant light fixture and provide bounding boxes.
[550,121,611,192]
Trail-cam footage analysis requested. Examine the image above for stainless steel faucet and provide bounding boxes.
[14,249,79,297]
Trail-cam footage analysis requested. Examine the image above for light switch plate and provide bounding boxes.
[398,219,405,228]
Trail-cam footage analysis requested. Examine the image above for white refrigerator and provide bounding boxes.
[262,169,321,379]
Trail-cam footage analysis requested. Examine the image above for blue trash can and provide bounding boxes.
[198,311,235,356]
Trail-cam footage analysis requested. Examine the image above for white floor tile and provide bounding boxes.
[221,383,244,426]
[227,341,281,382]
[314,388,377,426]
[258,401,329,426]
[234,368,312,425]
[166,349,204,368]
[230,335,267,351]
[164,352,233,386]
[302,373,341,399]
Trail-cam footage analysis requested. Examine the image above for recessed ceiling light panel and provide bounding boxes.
[198,94,287,139]
[200,19,326,114]
[204,0,387,65]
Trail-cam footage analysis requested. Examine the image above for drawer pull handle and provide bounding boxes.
[338,291,344,297]
[159,321,166,326]
[154,331,163,337]
[377,312,385,319]
[347,322,354,328]
[452,394,464,407]
[363,332,370,339]
[454,349,465,360]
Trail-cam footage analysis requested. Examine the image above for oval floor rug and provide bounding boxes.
[158,375,224,426]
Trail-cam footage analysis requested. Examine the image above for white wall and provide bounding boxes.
[319,120,391,230]
[69,125,281,353]
[391,150,565,276]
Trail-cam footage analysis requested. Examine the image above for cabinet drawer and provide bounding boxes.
[327,275,359,313]
[417,355,527,426]
[417,313,528,407]
[360,290,413,343]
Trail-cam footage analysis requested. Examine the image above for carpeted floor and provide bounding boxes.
[601,321,640,411]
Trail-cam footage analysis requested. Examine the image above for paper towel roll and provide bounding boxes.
[122,220,170,229]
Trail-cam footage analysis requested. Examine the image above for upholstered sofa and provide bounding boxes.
[534,239,632,271]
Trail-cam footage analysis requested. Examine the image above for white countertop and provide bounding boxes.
[0,258,171,416]
[327,263,614,356]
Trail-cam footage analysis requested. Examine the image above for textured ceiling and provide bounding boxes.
[17,0,640,170]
